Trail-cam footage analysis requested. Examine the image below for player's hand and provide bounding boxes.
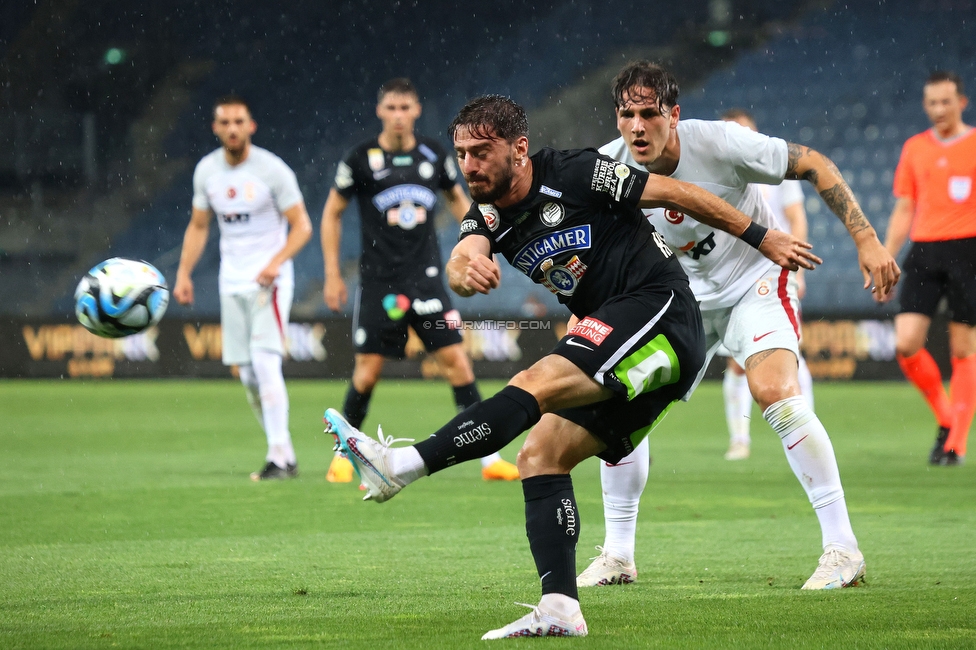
[857,236,901,303]
[459,253,501,296]
[172,276,194,305]
[757,230,822,271]
[324,276,347,311]
[256,262,280,288]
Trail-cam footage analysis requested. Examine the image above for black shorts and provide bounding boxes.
[552,284,705,464]
[352,276,464,358]
[899,237,976,324]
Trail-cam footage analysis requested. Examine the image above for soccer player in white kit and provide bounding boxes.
[573,61,900,590]
[173,95,313,481]
[718,109,815,461]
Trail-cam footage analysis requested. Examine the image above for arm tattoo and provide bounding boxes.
[785,143,817,182]
[819,184,872,236]
[789,142,873,237]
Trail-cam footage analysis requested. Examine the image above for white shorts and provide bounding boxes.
[220,284,293,365]
[685,269,801,397]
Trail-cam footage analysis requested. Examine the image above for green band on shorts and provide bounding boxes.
[613,333,680,401]
[629,400,676,449]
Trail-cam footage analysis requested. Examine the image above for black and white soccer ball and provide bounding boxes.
[74,257,170,338]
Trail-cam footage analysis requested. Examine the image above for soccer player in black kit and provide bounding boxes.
[325,95,818,638]
[321,79,519,482]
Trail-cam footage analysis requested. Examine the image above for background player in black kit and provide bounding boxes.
[325,95,819,638]
[321,79,519,482]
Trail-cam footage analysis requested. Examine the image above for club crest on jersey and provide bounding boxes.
[513,225,591,276]
[665,209,684,224]
[418,161,435,179]
[949,176,972,202]
[227,187,237,199]
[570,316,613,345]
[368,148,385,172]
[479,204,501,232]
[540,255,587,296]
[540,201,565,227]
[387,200,427,230]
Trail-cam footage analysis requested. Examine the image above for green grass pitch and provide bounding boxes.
[1,378,975,648]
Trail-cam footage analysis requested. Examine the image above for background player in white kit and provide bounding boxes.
[173,95,313,481]
[718,108,815,461]
[575,61,899,590]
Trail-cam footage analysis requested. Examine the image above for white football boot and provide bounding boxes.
[576,546,637,587]
[482,603,588,639]
[801,547,866,589]
[323,409,410,503]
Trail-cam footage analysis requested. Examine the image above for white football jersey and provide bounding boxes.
[192,145,304,295]
[759,180,805,234]
[600,119,789,310]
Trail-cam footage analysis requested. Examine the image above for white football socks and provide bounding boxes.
[480,452,503,468]
[598,437,650,564]
[389,446,428,485]
[722,369,752,445]
[797,355,815,410]
[237,364,264,426]
[763,396,857,552]
[251,349,296,467]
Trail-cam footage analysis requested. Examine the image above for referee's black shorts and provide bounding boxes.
[899,237,976,324]
[551,284,705,464]
[352,275,464,358]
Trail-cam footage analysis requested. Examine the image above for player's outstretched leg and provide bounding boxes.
[325,385,543,502]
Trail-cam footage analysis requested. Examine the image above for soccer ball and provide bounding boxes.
[75,258,170,338]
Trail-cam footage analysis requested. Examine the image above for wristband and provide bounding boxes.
[740,222,768,249]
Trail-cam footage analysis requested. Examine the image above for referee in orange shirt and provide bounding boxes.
[885,71,976,466]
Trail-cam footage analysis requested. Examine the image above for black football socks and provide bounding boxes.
[452,381,482,411]
[414,385,541,473]
[342,384,372,429]
[523,474,580,600]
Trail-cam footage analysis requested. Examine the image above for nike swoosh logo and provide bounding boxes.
[605,461,634,467]
[786,434,808,450]
[565,338,593,351]
[753,330,776,342]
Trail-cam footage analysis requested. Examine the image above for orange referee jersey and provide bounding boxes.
[893,127,976,242]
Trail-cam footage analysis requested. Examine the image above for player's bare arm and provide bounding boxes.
[173,207,213,305]
[321,189,350,311]
[447,234,499,297]
[443,184,473,223]
[639,173,821,271]
[883,196,916,259]
[786,142,900,300]
[255,201,312,287]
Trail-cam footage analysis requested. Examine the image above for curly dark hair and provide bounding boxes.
[610,61,679,111]
[448,95,528,142]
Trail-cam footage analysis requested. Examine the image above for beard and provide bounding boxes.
[467,163,515,204]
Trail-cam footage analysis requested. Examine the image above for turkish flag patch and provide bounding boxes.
[569,317,614,345]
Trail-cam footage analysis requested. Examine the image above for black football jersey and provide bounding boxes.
[458,148,688,317]
[334,136,459,282]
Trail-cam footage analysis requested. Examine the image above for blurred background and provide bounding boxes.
[1,0,973,377]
